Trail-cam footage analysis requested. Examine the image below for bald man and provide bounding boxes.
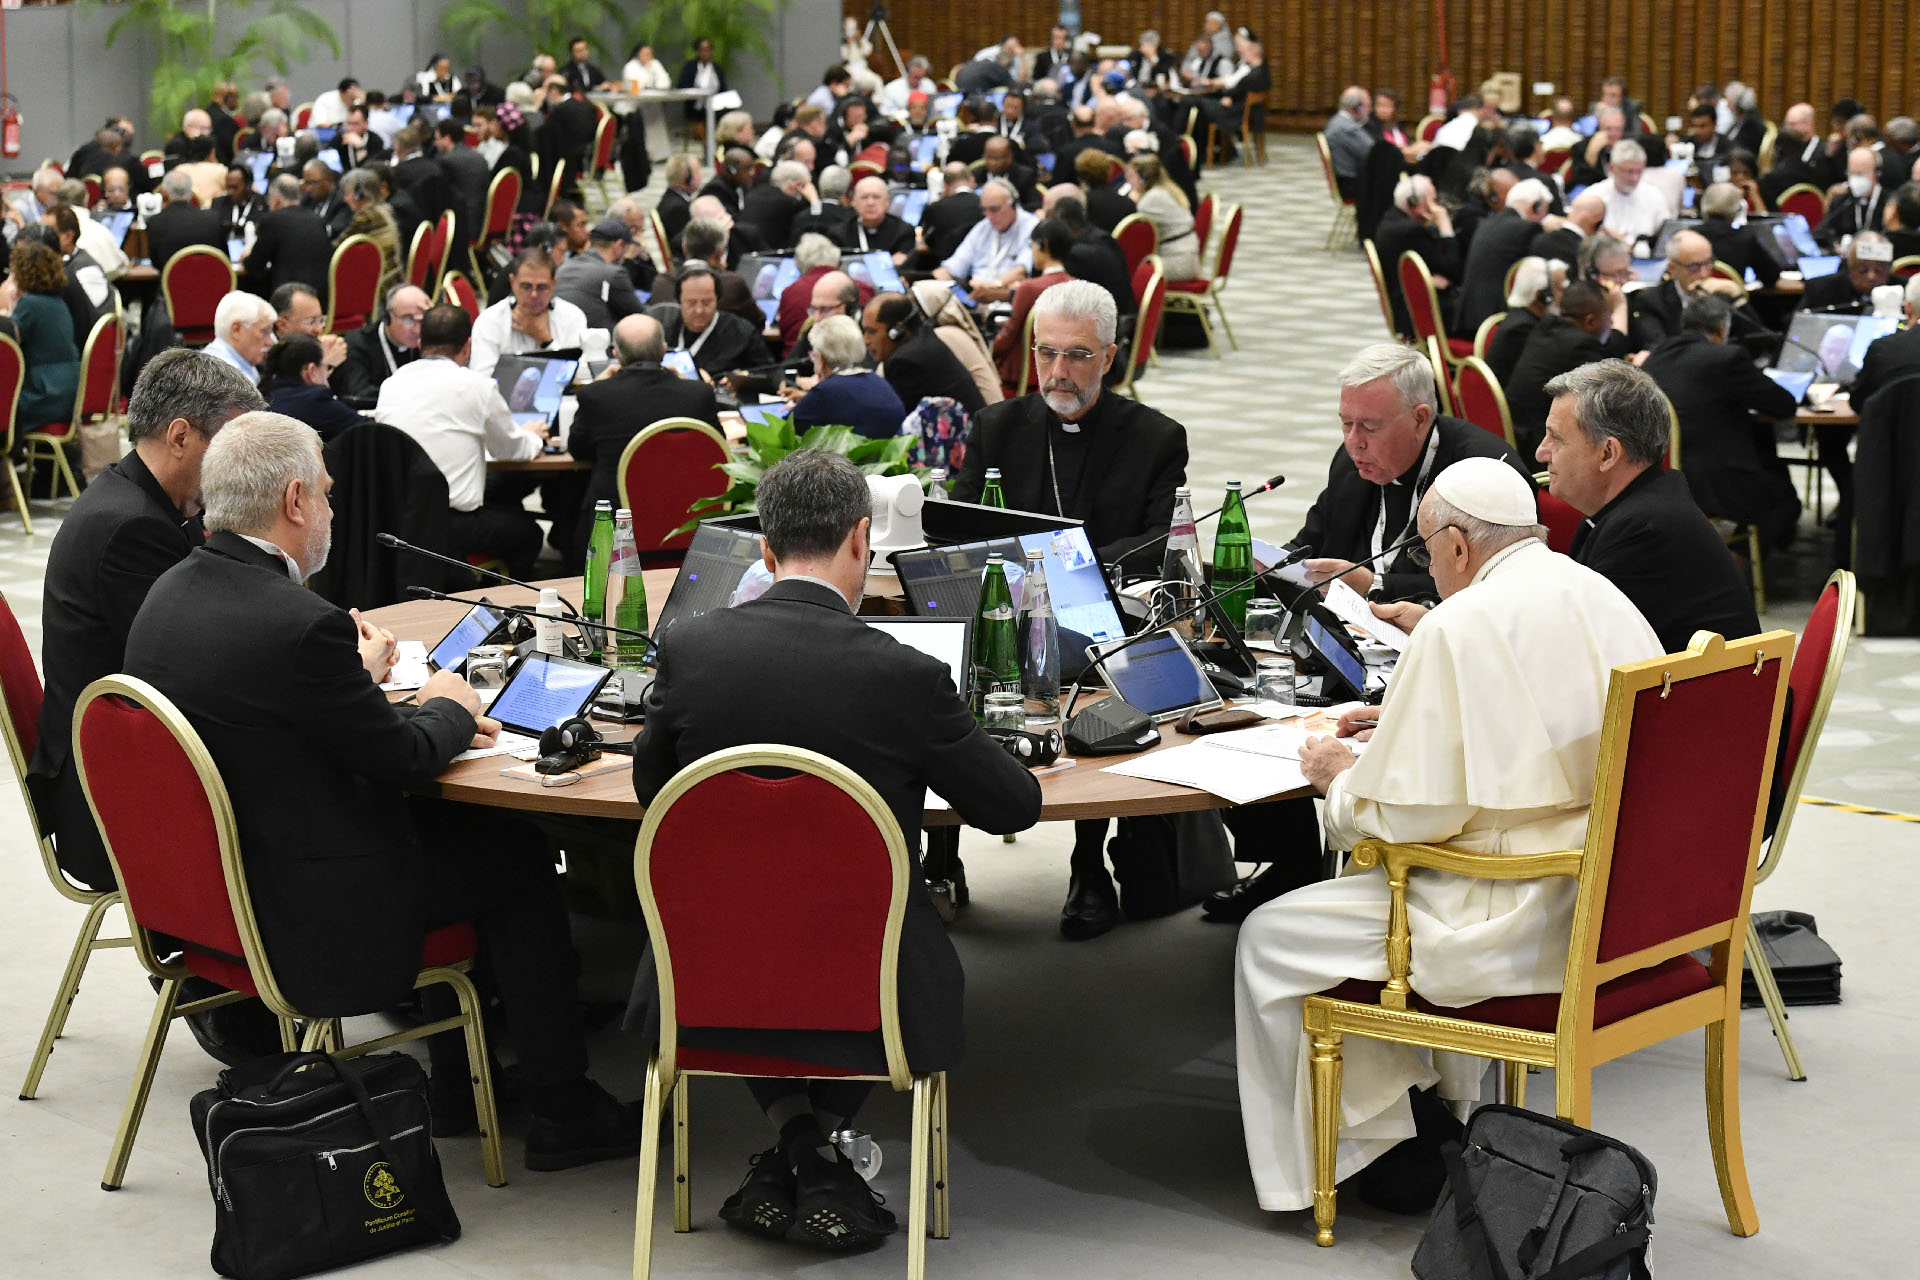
[981,134,1040,210]
[1763,101,1843,203]
[332,284,430,404]
[565,313,722,568]
[848,175,915,261]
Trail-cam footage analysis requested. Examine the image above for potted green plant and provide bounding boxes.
[675,419,919,534]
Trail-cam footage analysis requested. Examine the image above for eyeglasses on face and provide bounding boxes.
[1405,524,1461,570]
[1032,344,1100,366]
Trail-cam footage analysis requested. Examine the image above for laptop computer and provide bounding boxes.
[864,618,970,702]
[427,604,505,673]
[890,525,1129,661]
[491,353,579,433]
[912,135,941,166]
[645,522,770,661]
[891,189,930,225]
[735,400,793,429]
[485,652,613,736]
[1763,368,1819,403]
[1772,310,1899,384]
[931,93,963,120]
[842,250,904,293]
[247,151,274,195]
[99,209,136,246]
[1650,217,1703,259]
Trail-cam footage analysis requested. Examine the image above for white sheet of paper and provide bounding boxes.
[1324,578,1409,652]
[1102,741,1307,805]
[379,641,431,691]
[452,730,539,763]
[1203,721,1368,761]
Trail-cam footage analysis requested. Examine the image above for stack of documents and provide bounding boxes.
[1099,705,1363,805]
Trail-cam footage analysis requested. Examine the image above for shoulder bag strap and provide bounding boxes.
[1531,1225,1651,1280]
[1441,1141,1512,1280]
[327,1056,461,1242]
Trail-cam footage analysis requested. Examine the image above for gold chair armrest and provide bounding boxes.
[1350,840,1585,1009]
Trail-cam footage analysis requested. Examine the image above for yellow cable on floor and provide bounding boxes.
[1799,796,1920,823]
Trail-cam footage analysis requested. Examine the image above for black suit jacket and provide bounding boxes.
[1456,210,1542,333]
[630,576,1041,1072]
[211,193,266,238]
[144,202,225,274]
[1815,186,1885,247]
[391,154,450,227]
[125,534,476,1015]
[1049,133,1122,186]
[1506,316,1631,452]
[1760,141,1834,208]
[1798,270,1874,315]
[788,201,858,250]
[657,187,694,249]
[1570,465,1759,653]
[919,191,982,264]
[242,205,333,300]
[436,146,492,241]
[1064,228,1137,319]
[1699,218,1782,289]
[1628,277,1687,350]
[740,184,805,249]
[695,175,750,221]
[1372,207,1464,338]
[329,323,418,404]
[1086,185,1135,234]
[1642,331,1799,521]
[880,326,986,415]
[29,450,206,889]
[847,212,916,257]
[1290,416,1535,602]
[950,389,1187,569]
[1851,321,1920,410]
[566,363,721,549]
[1528,225,1584,267]
[1484,308,1539,385]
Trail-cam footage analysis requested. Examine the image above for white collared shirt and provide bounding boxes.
[372,355,541,511]
[467,296,589,379]
[941,206,1037,281]
[203,337,259,384]
[237,534,305,580]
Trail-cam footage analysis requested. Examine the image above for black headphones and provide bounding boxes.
[985,725,1065,768]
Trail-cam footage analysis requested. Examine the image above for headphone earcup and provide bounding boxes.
[887,324,907,341]
[538,724,566,755]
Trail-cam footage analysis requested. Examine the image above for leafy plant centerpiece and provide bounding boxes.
[677,419,919,535]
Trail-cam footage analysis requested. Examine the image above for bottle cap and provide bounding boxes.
[539,588,560,609]
[985,467,1002,477]
[615,508,632,519]
[595,499,613,510]
[1226,479,1242,488]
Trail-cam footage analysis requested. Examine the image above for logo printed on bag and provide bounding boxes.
[363,1162,405,1210]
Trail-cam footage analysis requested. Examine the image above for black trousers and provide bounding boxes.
[414,798,588,1092]
[38,761,116,892]
[446,503,545,581]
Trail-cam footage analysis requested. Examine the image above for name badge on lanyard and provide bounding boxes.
[1370,429,1441,563]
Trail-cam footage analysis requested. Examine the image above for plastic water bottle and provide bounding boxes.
[1160,486,1205,637]
[581,501,614,659]
[534,588,565,657]
[927,467,950,501]
[1213,480,1254,629]
[605,509,650,671]
[972,555,1021,718]
[1018,549,1061,725]
[980,467,1007,508]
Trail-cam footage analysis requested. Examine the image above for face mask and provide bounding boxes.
[1849,174,1874,199]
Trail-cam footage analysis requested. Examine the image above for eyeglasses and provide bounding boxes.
[1671,257,1715,274]
[806,303,845,316]
[1404,524,1460,570]
[1033,344,1101,366]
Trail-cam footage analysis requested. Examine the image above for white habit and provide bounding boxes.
[1234,537,1661,1212]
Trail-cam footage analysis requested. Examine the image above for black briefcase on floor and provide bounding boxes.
[191,1052,460,1280]
[1692,909,1842,1007]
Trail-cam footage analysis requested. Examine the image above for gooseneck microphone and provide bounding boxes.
[378,532,583,619]
[405,586,653,643]
[1279,529,1431,619]
[1115,473,1288,575]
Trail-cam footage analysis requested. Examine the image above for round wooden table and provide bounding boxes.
[365,575,1306,824]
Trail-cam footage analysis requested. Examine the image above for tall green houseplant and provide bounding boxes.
[93,0,340,139]
[437,0,631,65]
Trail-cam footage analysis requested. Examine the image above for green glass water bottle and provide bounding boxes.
[980,467,1007,508]
[972,554,1021,718]
[1212,480,1254,630]
[605,509,650,670]
[581,500,614,658]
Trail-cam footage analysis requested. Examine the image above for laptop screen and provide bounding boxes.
[892,526,1126,649]
[912,135,941,166]
[647,523,769,660]
[842,250,903,293]
[248,152,274,195]
[1763,368,1817,403]
[492,355,577,431]
[891,189,930,225]
[736,400,793,429]
[864,618,969,698]
[100,209,136,245]
[429,605,501,672]
[1774,311,1899,384]
[932,93,963,120]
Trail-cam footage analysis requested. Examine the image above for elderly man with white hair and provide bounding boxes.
[1455,176,1556,332]
[1587,138,1673,244]
[203,292,277,383]
[1372,174,1460,337]
[1235,456,1662,1222]
[934,177,1035,303]
[791,314,905,440]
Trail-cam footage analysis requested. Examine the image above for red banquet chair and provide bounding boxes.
[1303,629,1793,1247]
[1453,356,1520,450]
[1,591,133,1105]
[1398,249,1472,367]
[590,113,618,181]
[440,270,483,321]
[27,312,121,500]
[1163,202,1243,357]
[323,234,382,334]
[0,333,37,532]
[1538,487,1584,553]
[630,744,951,1279]
[1118,266,1165,400]
[1746,568,1857,1080]
[1774,183,1828,226]
[73,675,506,1191]
[1110,212,1159,277]
[1313,132,1356,250]
[616,418,732,564]
[1192,192,1217,268]
[160,245,236,347]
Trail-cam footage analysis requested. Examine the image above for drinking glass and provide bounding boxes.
[465,645,514,703]
[1254,655,1297,704]
[1243,598,1286,645]
[982,691,1026,730]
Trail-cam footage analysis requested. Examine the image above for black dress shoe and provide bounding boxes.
[719,1146,797,1239]
[1355,1086,1466,1214]
[789,1144,895,1249]
[428,1062,522,1138]
[1059,871,1120,941]
[524,1080,643,1171]
[1201,862,1306,924]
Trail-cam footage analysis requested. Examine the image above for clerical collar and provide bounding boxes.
[1053,388,1107,434]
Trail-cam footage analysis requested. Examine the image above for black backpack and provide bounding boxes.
[1414,1104,1655,1280]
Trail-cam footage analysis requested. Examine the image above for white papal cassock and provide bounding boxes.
[1235,537,1662,1212]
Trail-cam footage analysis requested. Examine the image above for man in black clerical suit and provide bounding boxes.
[628,449,1040,1250]
[1799,231,1894,314]
[1851,277,1920,410]
[1642,293,1801,552]
[1291,342,1533,606]
[564,314,721,567]
[239,173,333,300]
[1504,280,1631,455]
[30,351,265,894]
[1696,183,1781,290]
[917,166,984,267]
[1454,179,1554,334]
[948,281,1189,939]
[145,170,226,275]
[1370,175,1462,339]
[126,411,640,1170]
[331,284,427,405]
[1538,361,1758,652]
[861,292,987,416]
[1049,195,1137,323]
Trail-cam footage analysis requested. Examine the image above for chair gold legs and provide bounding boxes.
[440,967,507,1188]
[1502,1059,1528,1109]
[1554,1062,1593,1129]
[6,462,33,535]
[632,1055,667,1280]
[1213,294,1238,350]
[1165,296,1221,358]
[907,1075,931,1280]
[19,891,124,1100]
[931,1070,950,1239]
[1745,919,1805,1080]
[277,1015,299,1053]
[102,975,180,1190]
[672,1076,691,1232]
[1308,1028,1343,1247]
[1745,526,1766,611]
[1705,1017,1760,1236]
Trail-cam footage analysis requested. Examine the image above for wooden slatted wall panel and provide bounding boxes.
[847,3,1920,128]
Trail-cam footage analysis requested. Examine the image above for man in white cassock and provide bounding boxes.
[1233,456,1663,1214]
